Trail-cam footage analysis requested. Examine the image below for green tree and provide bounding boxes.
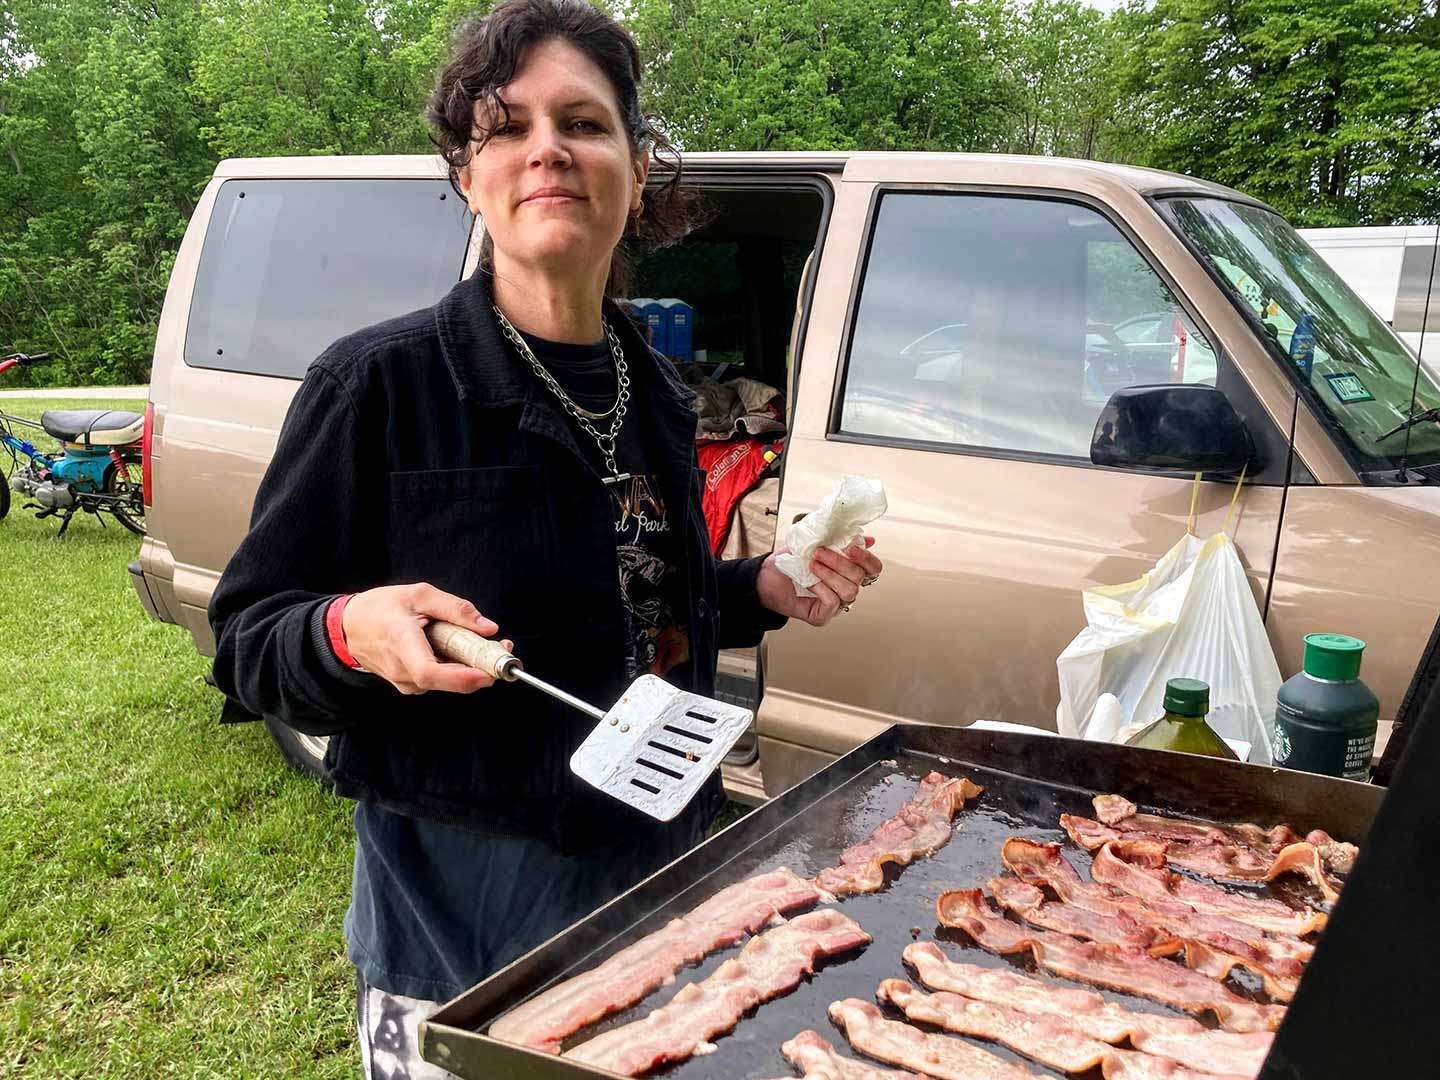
[991,0,1132,160]
[3,0,1438,387]
[0,0,211,383]
[73,0,213,382]
[630,0,1014,152]
[192,0,433,159]
[1125,0,1440,225]
[0,0,110,383]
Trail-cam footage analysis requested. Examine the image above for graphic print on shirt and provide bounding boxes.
[611,474,689,678]
[362,980,458,1080]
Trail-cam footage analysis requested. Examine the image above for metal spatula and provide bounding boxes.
[425,621,754,822]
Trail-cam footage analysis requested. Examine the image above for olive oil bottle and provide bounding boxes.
[1126,678,1239,759]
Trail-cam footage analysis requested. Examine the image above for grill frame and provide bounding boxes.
[420,725,1382,1080]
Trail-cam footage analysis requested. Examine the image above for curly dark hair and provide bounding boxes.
[426,0,700,294]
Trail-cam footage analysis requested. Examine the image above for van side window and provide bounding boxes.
[185,179,472,379]
[839,192,1220,459]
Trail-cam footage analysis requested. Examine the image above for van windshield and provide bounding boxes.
[1160,196,1440,476]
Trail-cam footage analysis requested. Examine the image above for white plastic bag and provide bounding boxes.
[1055,529,1279,764]
[774,475,887,597]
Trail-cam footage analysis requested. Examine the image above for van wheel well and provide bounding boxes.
[263,714,330,781]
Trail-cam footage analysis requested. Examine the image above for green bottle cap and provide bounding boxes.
[1163,678,1210,717]
[1302,633,1366,681]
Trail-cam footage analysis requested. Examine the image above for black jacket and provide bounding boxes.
[208,271,785,848]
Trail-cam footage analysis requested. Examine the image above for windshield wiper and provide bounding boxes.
[1378,408,1440,443]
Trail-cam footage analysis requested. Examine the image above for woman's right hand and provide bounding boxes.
[341,583,510,695]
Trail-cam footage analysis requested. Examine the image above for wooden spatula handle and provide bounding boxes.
[425,621,522,681]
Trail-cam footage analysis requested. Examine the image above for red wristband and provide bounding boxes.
[326,593,361,669]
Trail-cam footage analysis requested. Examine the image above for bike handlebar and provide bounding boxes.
[0,351,51,375]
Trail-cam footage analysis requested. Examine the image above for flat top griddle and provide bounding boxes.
[423,726,1381,1080]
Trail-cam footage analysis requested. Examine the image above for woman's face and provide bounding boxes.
[459,38,647,283]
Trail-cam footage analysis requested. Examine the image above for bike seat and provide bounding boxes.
[41,409,144,446]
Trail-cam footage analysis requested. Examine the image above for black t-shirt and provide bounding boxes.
[514,327,691,679]
[347,324,696,999]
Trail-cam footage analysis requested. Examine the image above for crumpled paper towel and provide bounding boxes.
[774,475,888,597]
[1084,693,1128,743]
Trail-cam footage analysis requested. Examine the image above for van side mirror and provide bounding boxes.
[1090,385,1254,474]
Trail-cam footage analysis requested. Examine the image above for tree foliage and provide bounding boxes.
[1124,0,1440,225]
[0,0,1435,385]
[629,0,1015,152]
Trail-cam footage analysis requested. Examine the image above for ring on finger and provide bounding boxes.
[840,600,853,613]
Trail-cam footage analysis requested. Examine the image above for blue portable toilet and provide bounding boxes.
[625,297,667,354]
[658,298,694,361]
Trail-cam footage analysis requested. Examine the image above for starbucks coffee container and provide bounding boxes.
[1273,634,1379,780]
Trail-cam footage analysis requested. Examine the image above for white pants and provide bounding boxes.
[357,971,461,1080]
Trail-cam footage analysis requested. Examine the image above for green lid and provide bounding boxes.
[1303,633,1366,681]
[1163,678,1210,717]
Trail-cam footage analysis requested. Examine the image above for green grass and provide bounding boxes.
[0,397,756,1077]
[0,398,357,1078]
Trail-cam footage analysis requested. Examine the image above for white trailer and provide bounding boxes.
[1299,225,1440,373]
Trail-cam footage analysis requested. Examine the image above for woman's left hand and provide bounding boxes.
[755,536,883,627]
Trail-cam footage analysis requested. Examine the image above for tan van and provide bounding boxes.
[130,151,1440,796]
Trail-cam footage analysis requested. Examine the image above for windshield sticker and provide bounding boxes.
[1323,371,1375,404]
[1288,312,1316,378]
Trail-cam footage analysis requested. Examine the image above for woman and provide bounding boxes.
[208,1,882,1076]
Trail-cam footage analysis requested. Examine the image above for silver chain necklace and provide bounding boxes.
[494,305,632,483]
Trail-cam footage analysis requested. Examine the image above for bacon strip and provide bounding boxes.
[1002,839,1312,964]
[1064,815,1343,901]
[878,978,1114,1073]
[1264,843,1342,904]
[906,940,1144,1043]
[1306,829,1358,874]
[1066,822,1257,881]
[827,997,1042,1080]
[1082,796,1351,899]
[774,1030,925,1080]
[1093,795,1295,851]
[815,772,984,896]
[1090,841,1326,937]
[987,876,1181,952]
[935,889,1286,1033]
[1061,813,1131,849]
[998,841,1307,997]
[489,867,821,1052]
[903,942,1272,1077]
[987,874,1300,1002]
[1094,796,1356,876]
[1102,1052,1248,1080]
[1116,1030,1266,1078]
[563,909,870,1075]
[878,980,1251,1080]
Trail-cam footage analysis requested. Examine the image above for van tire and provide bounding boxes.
[263,714,331,781]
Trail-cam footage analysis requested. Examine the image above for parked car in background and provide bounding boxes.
[131,152,1440,799]
[1299,225,1440,374]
